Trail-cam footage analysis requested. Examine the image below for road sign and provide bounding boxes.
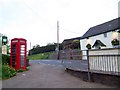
[2,45,7,54]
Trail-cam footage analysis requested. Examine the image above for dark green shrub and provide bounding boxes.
[2,54,10,65]
[17,69,24,72]
[2,64,16,79]
[26,66,30,71]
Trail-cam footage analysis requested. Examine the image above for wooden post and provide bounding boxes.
[87,50,91,82]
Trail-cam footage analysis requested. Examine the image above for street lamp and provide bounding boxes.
[2,36,8,45]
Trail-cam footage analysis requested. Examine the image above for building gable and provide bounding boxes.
[81,17,120,39]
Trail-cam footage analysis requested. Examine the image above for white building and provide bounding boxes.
[80,17,120,50]
[80,17,120,74]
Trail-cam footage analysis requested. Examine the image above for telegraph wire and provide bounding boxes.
[60,27,80,35]
[22,2,81,35]
[22,2,54,30]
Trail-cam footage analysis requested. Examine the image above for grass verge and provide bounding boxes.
[27,52,52,60]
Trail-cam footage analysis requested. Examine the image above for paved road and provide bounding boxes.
[2,60,114,88]
[62,60,88,71]
[30,60,88,71]
[29,60,63,68]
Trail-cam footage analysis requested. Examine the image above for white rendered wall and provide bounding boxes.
[80,31,120,50]
[80,30,120,60]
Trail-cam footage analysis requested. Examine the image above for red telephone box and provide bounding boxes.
[10,38,27,70]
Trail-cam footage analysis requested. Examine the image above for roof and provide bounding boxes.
[81,17,120,39]
[62,37,81,43]
[92,40,106,48]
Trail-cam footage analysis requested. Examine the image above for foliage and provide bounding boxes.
[111,39,120,46]
[0,64,2,80]
[2,65,30,80]
[86,44,91,49]
[17,69,24,72]
[2,54,10,65]
[73,41,80,49]
[2,64,17,79]
[26,66,30,71]
[46,43,55,46]
[33,44,40,49]
[29,43,63,55]
[63,39,80,50]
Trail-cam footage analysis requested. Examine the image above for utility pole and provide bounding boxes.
[30,42,31,56]
[57,21,60,60]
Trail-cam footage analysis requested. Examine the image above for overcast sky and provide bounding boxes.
[0,0,119,50]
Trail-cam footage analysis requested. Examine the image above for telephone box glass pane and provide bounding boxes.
[12,44,16,67]
[20,45,25,67]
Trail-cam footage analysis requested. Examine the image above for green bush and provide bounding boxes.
[0,64,2,80]
[2,64,30,80]
[17,69,24,72]
[26,66,30,71]
[2,54,10,65]
[2,64,16,79]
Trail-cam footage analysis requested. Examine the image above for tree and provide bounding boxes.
[33,44,40,49]
[46,43,55,46]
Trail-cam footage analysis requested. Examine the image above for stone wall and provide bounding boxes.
[49,49,82,60]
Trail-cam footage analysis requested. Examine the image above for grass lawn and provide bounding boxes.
[27,52,52,60]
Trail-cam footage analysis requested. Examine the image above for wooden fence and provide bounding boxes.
[61,48,120,76]
[88,48,120,75]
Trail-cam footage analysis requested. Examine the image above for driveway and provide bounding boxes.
[2,60,114,88]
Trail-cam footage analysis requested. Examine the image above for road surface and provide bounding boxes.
[2,60,114,88]
[30,59,88,71]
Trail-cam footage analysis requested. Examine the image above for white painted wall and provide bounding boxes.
[80,30,120,50]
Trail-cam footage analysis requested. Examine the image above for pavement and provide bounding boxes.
[2,60,115,88]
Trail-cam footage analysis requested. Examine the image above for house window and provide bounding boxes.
[104,33,107,38]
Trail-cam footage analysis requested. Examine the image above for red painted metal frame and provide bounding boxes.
[10,38,27,70]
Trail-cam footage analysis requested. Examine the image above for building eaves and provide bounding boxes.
[81,17,120,39]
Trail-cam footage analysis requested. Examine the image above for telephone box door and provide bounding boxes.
[11,44,17,68]
[20,44,26,70]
